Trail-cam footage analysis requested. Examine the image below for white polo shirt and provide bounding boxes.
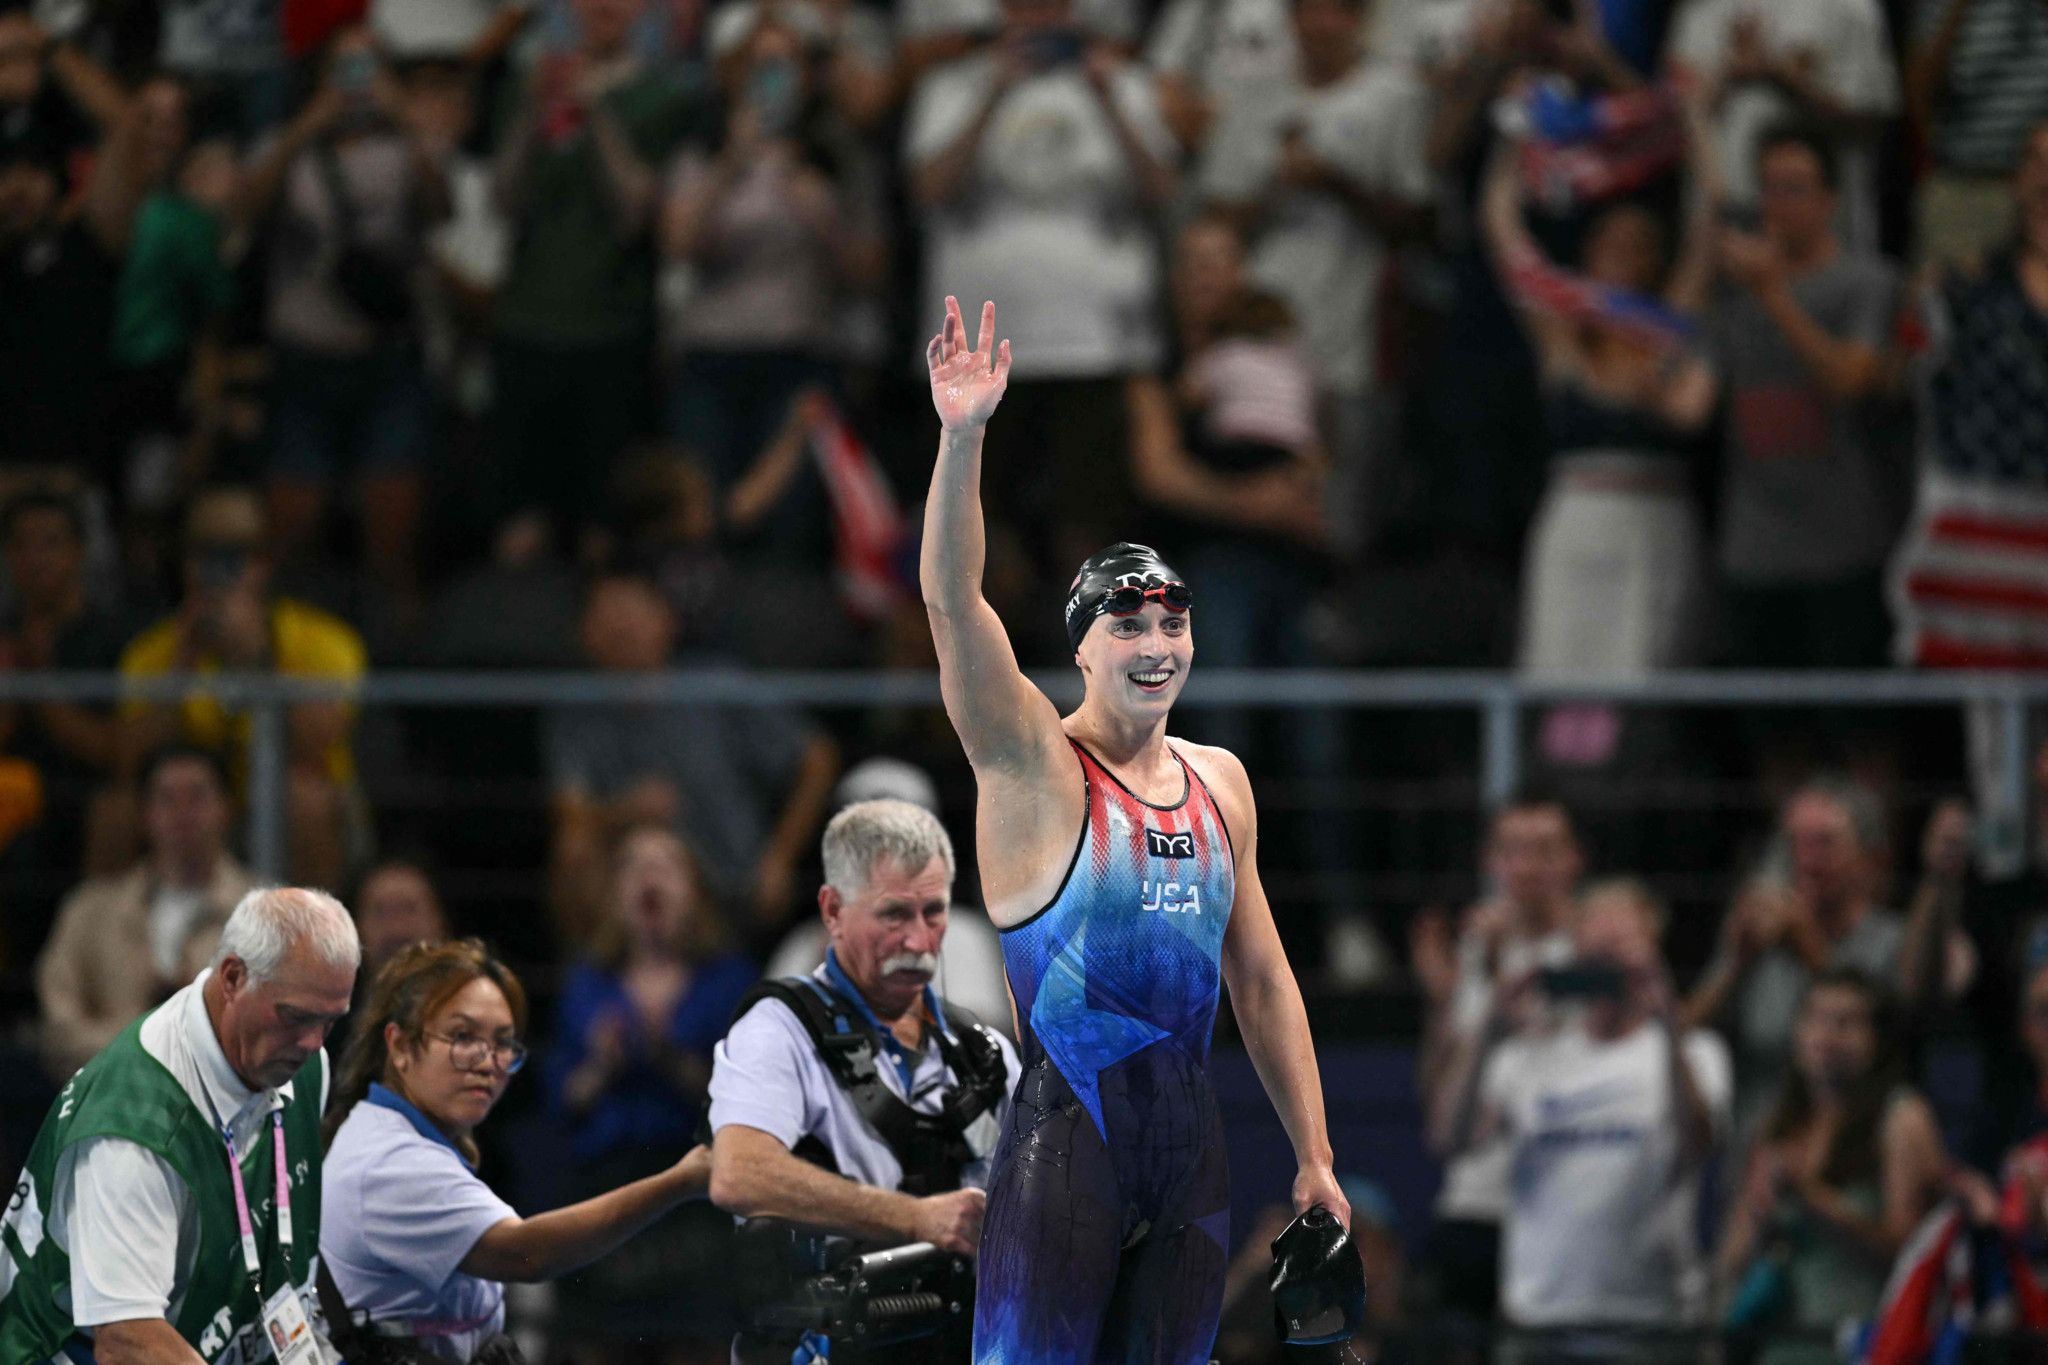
[46,970,329,1333]
[321,1086,518,1362]
[708,965,1021,1193]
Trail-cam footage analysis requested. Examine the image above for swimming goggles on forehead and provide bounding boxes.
[1103,581,1194,616]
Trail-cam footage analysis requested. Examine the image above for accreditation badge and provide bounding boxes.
[260,1282,323,1365]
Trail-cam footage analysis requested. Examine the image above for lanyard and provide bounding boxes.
[221,1106,293,1298]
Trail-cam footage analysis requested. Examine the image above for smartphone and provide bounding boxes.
[1029,28,1086,68]
[193,544,251,592]
[334,50,378,95]
[1538,964,1627,1000]
[748,57,802,138]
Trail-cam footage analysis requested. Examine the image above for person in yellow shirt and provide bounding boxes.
[120,487,365,887]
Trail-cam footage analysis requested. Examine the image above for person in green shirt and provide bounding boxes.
[0,886,360,1365]
[486,0,699,533]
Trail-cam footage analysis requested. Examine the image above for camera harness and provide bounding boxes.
[727,970,1010,1197]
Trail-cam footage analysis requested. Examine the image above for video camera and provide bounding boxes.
[749,1238,974,1351]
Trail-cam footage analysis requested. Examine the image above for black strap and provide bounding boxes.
[725,979,1006,1196]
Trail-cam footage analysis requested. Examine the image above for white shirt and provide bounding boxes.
[1369,0,1483,70]
[1432,924,1573,1220]
[1665,0,1900,250]
[1484,1020,1732,1327]
[1146,0,1299,98]
[49,970,329,1333]
[148,886,210,980]
[897,0,1139,43]
[709,969,1022,1193]
[1200,59,1433,395]
[322,1095,517,1362]
[371,0,527,57]
[905,58,1176,380]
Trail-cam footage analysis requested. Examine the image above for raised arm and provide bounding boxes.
[919,297,1066,772]
[1479,145,1575,369]
[1663,91,1724,315]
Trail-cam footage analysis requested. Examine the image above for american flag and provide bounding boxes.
[808,402,910,623]
[1890,256,2048,667]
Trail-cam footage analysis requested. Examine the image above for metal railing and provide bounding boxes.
[9,668,2046,881]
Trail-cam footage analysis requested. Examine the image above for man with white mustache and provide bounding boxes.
[707,798,1023,1363]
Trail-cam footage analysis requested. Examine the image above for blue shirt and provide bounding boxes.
[545,953,760,1160]
[320,1085,517,1362]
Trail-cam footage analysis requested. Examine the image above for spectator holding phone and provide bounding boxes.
[1683,779,1903,1130]
[904,0,1178,592]
[1716,970,1948,1365]
[1413,791,1586,1327]
[489,0,696,538]
[116,488,366,889]
[1433,879,1731,1363]
[236,25,453,612]
[1199,0,1435,556]
[660,14,883,543]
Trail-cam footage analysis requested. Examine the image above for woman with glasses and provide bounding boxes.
[320,938,710,1361]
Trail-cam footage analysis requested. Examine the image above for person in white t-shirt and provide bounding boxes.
[1436,878,1732,1364]
[903,0,1177,590]
[1198,0,1433,554]
[1145,0,1296,173]
[1413,790,1585,1325]
[1664,0,1899,250]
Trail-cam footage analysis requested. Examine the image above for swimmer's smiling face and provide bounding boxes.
[1077,602,1192,716]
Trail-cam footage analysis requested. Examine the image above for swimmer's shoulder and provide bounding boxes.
[1167,737,1254,829]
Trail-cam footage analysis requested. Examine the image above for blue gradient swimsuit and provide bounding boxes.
[974,740,1237,1365]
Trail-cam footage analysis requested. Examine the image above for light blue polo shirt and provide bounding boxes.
[708,955,1021,1192]
[320,1084,517,1362]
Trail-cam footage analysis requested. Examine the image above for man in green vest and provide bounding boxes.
[0,885,359,1365]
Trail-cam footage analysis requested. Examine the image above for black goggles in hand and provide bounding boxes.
[1103,581,1194,616]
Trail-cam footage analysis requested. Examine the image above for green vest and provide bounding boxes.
[0,1005,326,1364]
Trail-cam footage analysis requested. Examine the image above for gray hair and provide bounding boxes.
[822,799,956,899]
[212,886,362,984]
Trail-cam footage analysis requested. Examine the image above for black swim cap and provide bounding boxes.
[1270,1205,1367,1347]
[1062,543,1190,653]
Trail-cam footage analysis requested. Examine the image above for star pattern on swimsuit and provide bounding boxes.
[1028,919,1169,1135]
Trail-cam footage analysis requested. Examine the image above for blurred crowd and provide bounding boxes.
[2,0,2048,1354]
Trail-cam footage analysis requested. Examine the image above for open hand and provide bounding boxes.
[928,296,1012,431]
[1921,798,1974,888]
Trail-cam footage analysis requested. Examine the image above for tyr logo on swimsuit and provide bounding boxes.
[1145,828,1194,859]
[1139,880,1202,914]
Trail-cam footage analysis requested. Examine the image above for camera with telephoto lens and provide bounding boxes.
[744,1231,973,1351]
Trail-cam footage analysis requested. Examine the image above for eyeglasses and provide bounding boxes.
[425,1030,527,1074]
[1103,581,1193,616]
